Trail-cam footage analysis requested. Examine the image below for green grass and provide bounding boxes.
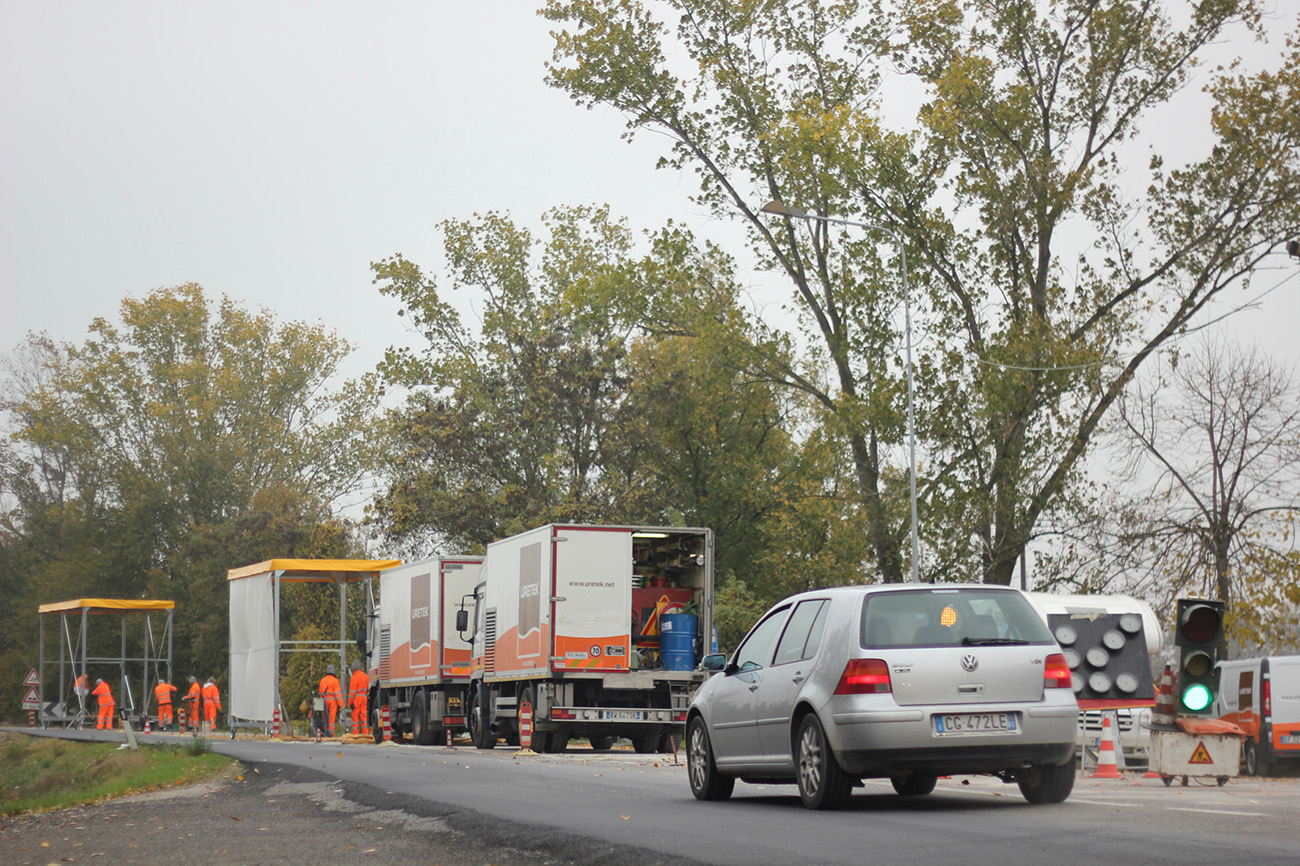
[0,731,237,816]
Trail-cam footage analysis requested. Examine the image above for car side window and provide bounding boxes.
[772,600,828,666]
[732,605,791,672]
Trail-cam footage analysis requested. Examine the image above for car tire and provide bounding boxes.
[687,716,734,801]
[1017,761,1075,804]
[891,772,938,796]
[1245,739,1270,776]
[796,714,853,810]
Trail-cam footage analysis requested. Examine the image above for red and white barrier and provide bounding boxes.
[381,705,392,742]
[272,707,281,739]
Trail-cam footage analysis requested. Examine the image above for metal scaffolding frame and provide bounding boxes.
[36,598,174,729]
[226,558,399,732]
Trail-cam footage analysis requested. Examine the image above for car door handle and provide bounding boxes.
[748,682,760,692]
[791,673,806,684]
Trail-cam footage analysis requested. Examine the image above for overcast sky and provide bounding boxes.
[3,1,1297,384]
[0,2,729,379]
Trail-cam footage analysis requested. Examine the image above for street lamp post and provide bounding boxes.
[761,200,920,583]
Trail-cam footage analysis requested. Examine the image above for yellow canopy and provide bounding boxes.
[38,598,175,614]
[226,558,401,582]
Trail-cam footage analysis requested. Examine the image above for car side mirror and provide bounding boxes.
[700,653,727,672]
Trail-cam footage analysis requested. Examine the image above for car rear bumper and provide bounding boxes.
[835,740,1076,775]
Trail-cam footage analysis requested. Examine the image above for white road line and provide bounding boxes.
[1166,807,1271,817]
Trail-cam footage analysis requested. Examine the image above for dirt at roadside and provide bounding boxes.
[0,760,697,866]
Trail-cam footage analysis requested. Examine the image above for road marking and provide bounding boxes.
[1068,798,1132,807]
[1166,807,1270,817]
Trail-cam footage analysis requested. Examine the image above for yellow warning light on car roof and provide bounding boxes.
[941,606,958,627]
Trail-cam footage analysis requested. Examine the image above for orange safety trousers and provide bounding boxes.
[325,700,341,736]
[157,701,173,726]
[96,702,115,730]
[350,695,369,734]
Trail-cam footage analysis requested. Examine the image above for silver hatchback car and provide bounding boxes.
[686,584,1078,808]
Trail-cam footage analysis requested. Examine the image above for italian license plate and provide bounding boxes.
[603,710,643,721]
[1281,735,1300,745]
[934,712,1019,736]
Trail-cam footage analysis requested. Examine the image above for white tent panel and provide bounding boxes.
[229,572,276,722]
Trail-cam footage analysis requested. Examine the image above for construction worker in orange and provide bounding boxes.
[185,676,201,732]
[201,677,222,733]
[348,661,370,735]
[154,679,178,731]
[91,678,115,730]
[319,664,343,737]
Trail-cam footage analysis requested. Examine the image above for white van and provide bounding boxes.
[1214,656,1300,775]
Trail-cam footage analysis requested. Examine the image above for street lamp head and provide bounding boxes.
[761,199,808,218]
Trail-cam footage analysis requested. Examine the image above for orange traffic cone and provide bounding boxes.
[1092,714,1123,779]
[144,715,151,734]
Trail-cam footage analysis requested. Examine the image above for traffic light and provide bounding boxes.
[1174,598,1225,714]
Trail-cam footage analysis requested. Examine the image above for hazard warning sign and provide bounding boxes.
[21,685,40,709]
[1188,741,1215,765]
[24,668,39,686]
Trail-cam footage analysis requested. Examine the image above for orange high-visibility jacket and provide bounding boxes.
[155,681,177,706]
[319,674,342,703]
[201,681,221,711]
[186,680,201,707]
[92,680,114,707]
[348,669,369,703]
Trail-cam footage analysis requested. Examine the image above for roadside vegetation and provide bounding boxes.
[0,732,236,816]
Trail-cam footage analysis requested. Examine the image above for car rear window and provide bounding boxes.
[860,588,1055,648]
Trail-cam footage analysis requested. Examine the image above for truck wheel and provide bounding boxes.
[410,691,435,746]
[544,732,569,754]
[588,735,615,751]
[632,731,660,753]
[686,716,734,801]
[1245,740,1270,776]
[468,688,494,750]
[371,706,384,744]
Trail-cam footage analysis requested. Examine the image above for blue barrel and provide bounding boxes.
[660,613,697,670]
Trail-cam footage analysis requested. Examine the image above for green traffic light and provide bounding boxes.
[1181,682,1213,712]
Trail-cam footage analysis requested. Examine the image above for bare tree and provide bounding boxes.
[1115,338,1300,615]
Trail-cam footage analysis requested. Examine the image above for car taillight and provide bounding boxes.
[1044,653,1072,689]
[1263,678,1272,718]
[835,659,891,695]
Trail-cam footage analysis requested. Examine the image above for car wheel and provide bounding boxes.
[588,735,615,751]
[891,772,938,796]
[1017,762,1075,804]
[796,714,852,810]
[686,716,734,801]
[410,690,435,745]
[1245,740,1270,776]
[468,688,494,750]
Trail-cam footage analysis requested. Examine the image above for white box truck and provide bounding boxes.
[1214,655,1300,775]
[363,556,483,744]
[465,524,714,753]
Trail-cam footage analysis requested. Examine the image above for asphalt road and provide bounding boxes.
[4,726,1299,866]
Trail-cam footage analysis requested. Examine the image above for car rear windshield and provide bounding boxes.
[860,588,1055,648]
